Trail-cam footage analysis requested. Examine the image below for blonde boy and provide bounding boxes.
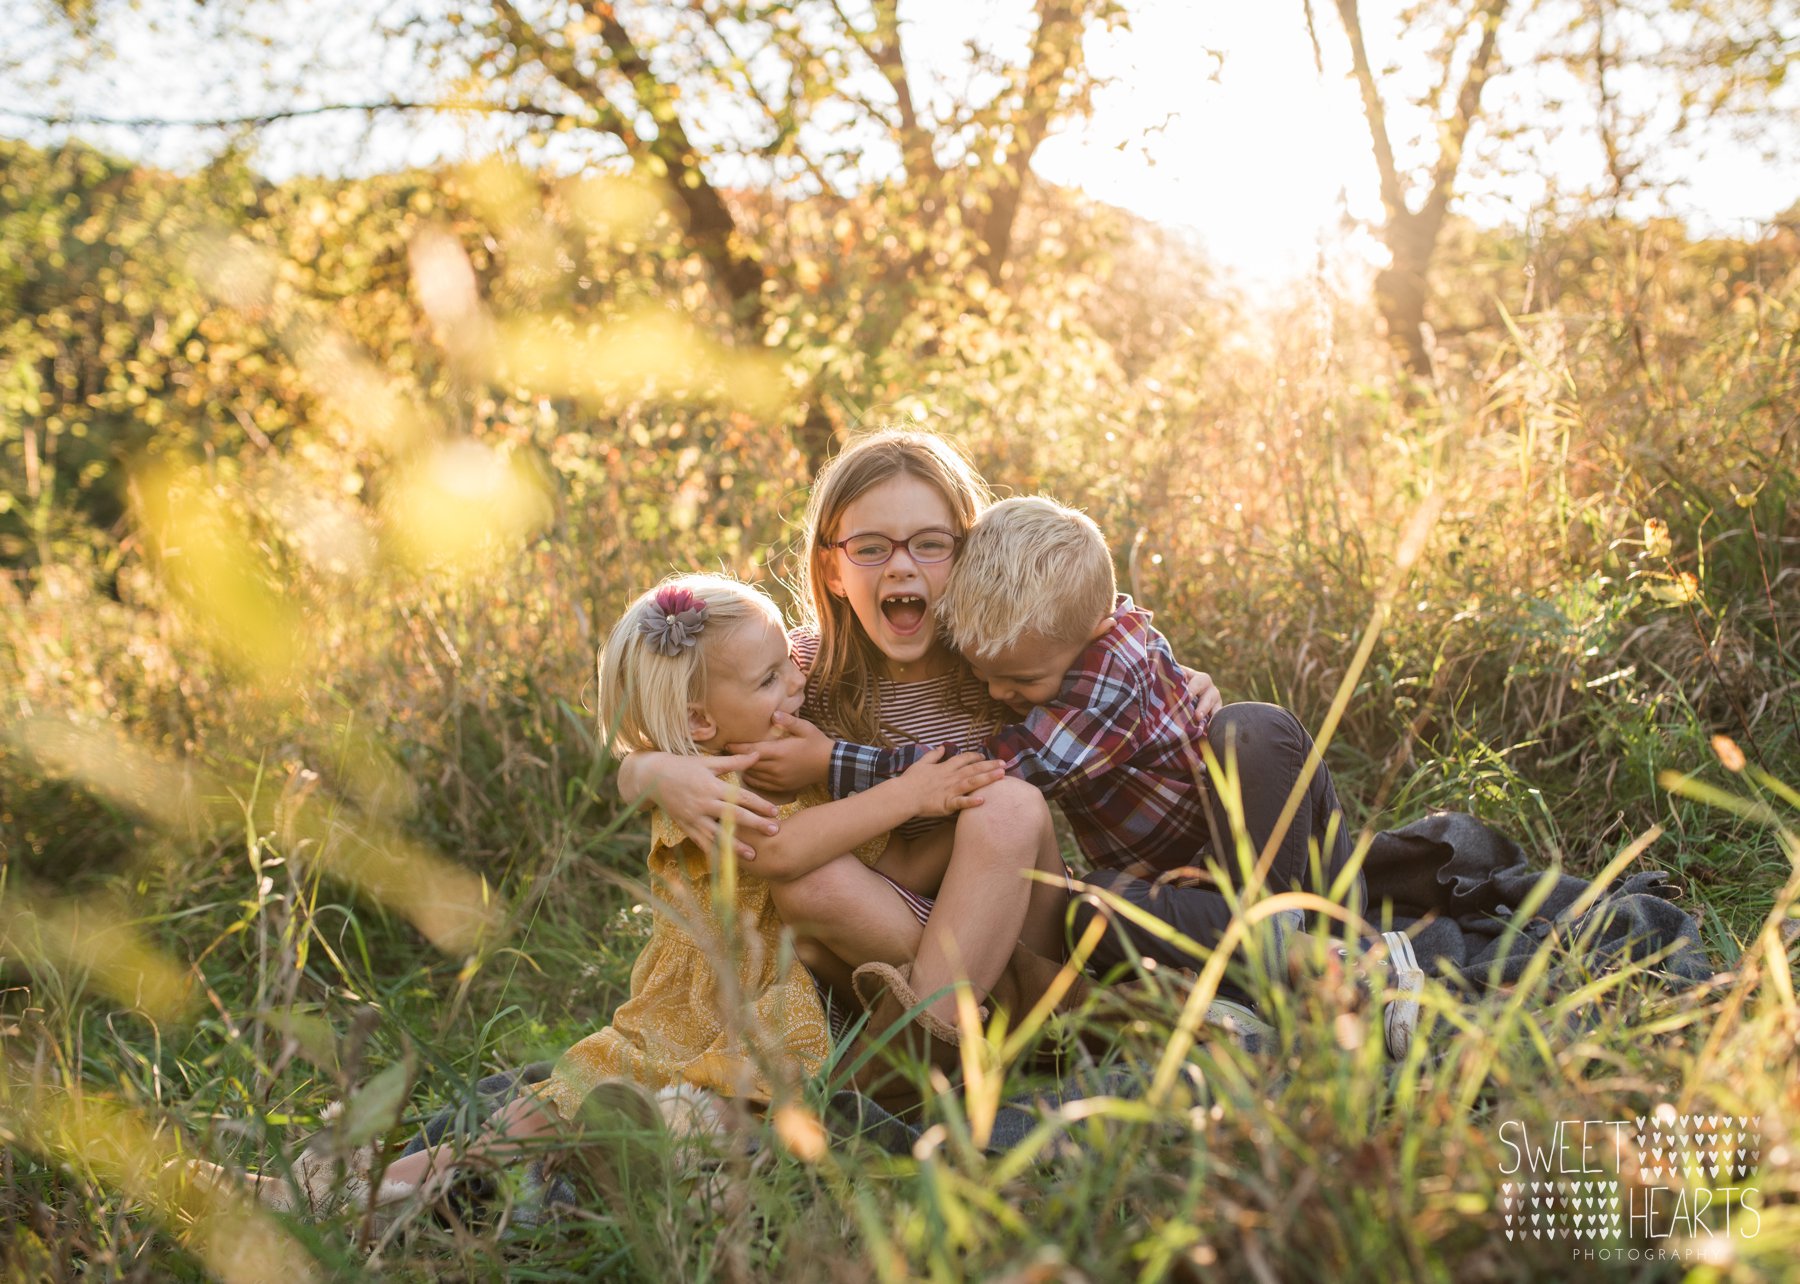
[831,495,1217,874]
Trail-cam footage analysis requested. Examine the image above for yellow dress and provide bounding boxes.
[538,783,887,1119]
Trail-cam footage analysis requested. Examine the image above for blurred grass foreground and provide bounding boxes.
[3,27,1800,1280]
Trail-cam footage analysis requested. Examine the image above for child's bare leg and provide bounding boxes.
[1021,824,1071,961]
[186,1160,292,1205]
[382,1089,558,1198]
[910,777,1058,1024]
[779,829,960,1000]
[793,935,856,997]
[770,853,927,971]
[872,821,957,897]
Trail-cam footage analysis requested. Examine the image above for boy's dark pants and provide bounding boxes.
[1069,702,1366,999]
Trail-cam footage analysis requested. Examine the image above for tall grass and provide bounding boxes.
[2,167,1797,1278]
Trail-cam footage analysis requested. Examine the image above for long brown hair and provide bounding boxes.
[796,430,995,745]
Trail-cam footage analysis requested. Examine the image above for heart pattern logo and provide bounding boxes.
[1632,1115,1761,1183]
[1498,1180,1623,1241]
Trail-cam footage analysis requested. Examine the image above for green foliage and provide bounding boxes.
[1,130,1797,1279]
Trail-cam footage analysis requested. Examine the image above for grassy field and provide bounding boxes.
[2,144,1798,1280]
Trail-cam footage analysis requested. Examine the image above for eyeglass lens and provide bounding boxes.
[840,530,958,566]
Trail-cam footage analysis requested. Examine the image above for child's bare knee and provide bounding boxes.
[961,777,1051,831]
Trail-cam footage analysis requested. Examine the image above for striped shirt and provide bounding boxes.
[827,595,1212,874]
[787,627,997,894]
[789,630,998,751]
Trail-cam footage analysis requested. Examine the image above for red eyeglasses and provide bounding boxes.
[823,529,962,567]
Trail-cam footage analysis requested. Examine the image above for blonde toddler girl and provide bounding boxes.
[373,572,999,1198]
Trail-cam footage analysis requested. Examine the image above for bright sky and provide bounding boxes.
[1027,0,1794,281]
[8,0,1795,283]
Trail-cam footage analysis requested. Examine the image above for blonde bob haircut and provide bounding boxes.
[599,573,783,757]
[938,496,1116,659]
[796,428,994,745]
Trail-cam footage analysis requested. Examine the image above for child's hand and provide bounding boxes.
[900,747,1007,817]
[1180,665,1222,728]
[730,712,833,792]
[631,751,779,860]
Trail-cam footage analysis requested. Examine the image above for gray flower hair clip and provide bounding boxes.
[641,584,708,656]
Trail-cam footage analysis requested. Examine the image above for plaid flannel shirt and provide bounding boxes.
[827,595,1213,873]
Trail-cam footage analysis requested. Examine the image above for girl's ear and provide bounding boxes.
[820,553,847,598]
[688,703,719,745]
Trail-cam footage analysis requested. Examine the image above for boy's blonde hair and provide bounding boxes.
[796,429,995,744]
[599,573,782,757]
[938,496,1116,658]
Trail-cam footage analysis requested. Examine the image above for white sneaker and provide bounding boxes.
[1378,930,1424,1058]
[1204,996,1276,1050]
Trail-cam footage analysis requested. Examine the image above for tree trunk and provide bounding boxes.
[975,0,1085,281]
[1331,0,1509,391]
[1377,216,1436,381]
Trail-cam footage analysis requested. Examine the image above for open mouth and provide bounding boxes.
[879,592,928,635]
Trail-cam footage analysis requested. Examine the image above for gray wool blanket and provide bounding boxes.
[1358,810,1712,992]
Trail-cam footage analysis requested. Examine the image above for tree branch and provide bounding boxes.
[491,0,643,148]
[0,100,563,131]
[580,2,765,329]
[817,0,942,190]
[1422,5,1479,132]
[1420,0,1509,231]
[1300,0,1327,76]
[697,9,839,196]
[491,0,765,332]
[821,0,897,125]
[975,0,1086,280]
[867,0,942,186]
[1333,0,1408,224]
[1594,0,1624,206]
